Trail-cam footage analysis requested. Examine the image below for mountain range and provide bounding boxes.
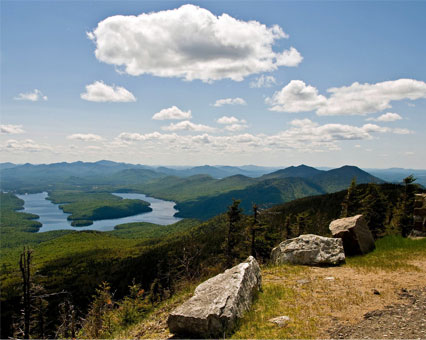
[0,161,390,219]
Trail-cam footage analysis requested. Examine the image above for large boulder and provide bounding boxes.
[167,256,261,338]
[271,234,345,266]
[329,214,375,256]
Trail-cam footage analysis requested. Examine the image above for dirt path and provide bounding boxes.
[330,287,426,339]
[263,258,426,338]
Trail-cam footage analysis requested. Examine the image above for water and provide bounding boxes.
[16,192,182,232]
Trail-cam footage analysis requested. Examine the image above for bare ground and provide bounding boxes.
[262,258,426,338]
[118,258,426,339]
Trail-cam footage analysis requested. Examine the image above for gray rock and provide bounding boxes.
[329,215,375,255]
[167,256,261,338]
[269,315,290,327]
[271,234,345,266]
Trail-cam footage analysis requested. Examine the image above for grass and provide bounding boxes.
[113,281,200,339]
[232,236,426,339]
[346,235,426,271]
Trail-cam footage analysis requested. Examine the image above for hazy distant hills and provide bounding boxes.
[260,164,323,180]
[173,166,383,219]
[2,160,424,219]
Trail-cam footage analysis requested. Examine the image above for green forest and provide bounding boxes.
[0,162,423,338]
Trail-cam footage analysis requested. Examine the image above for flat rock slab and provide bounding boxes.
[167,256,261,338]
[271,234,345,266]
[329,215,375,256]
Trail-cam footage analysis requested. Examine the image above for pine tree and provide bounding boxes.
[341,178,360,217]
[225,199,243,267]
[394,175,417,236]
[360,184,387,239]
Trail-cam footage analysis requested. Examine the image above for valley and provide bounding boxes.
[0,161,424,339]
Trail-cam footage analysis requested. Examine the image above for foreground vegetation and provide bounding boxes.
[104,236,426,339]
[0,175,422,338]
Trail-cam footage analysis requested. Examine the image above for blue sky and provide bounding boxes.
[1,1,425,168]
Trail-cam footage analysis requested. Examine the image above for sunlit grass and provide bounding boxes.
[346,235,426,271]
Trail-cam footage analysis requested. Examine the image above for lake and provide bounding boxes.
[16,192,182,232]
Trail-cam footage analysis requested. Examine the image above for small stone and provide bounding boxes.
[324,276,335,280]
[373,289,381,295]
[297,279,310,285]
[269,315,290,328]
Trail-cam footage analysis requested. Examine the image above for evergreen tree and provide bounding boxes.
[360,184,387,239]
[250,203,259,257]
[80,282,114,338]
[297,214,306,235]
[225,199,243,267]
[341,177,360,217]
[394,175,417,236]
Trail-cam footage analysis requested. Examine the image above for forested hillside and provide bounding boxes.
[1,176,422,338]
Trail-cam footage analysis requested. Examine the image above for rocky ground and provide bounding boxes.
[117,257,426,339]
[330,287,426,339]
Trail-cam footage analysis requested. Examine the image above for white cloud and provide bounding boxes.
[366,112,403,122]
[216,116,247,131]
[1,139,52,152]
[0,124,25,134]
[275,47,303,67]
[267,78,426,116]
[152,106,192,120]
[67,133,104,142]
[318,79,426,116]
[392,128,412,135]
[266,80,327,112]
[250,75,277,88]
[217,116,241,124]
[213,97,246,107]
[162,120,216,132]
[114,118,406,154]
[224,124,248,132]
[14,89,47,101]
[80,81,136,102]
[87,4,302,82]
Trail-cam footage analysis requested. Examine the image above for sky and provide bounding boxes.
[1,1,426,168]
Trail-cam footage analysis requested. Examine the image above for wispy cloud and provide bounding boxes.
[250,75,277,88]
[213,97,246,107]
[162,120,216,132]
[14,89,47,101]
[366,112,402,122]
[0,124,25,134]
[67,133,104,142]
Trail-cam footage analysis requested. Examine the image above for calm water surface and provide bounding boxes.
[17,192,181,232]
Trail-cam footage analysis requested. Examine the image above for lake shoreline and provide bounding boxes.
[17,192,182,233]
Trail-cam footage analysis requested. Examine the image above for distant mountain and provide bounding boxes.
[0,162,17,170]
[175,176,325,219]
[0,160,146,191]
[311,165,384,192]
[156,165,270,178]
[365,168,426,186]
[260,164,323,180]
[173,165,384,219]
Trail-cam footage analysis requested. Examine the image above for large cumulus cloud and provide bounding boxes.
[87,4,302,82]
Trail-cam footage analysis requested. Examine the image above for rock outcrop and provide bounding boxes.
[167,256,261,338]
[271,234,345,266]
[329,214,375,256]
